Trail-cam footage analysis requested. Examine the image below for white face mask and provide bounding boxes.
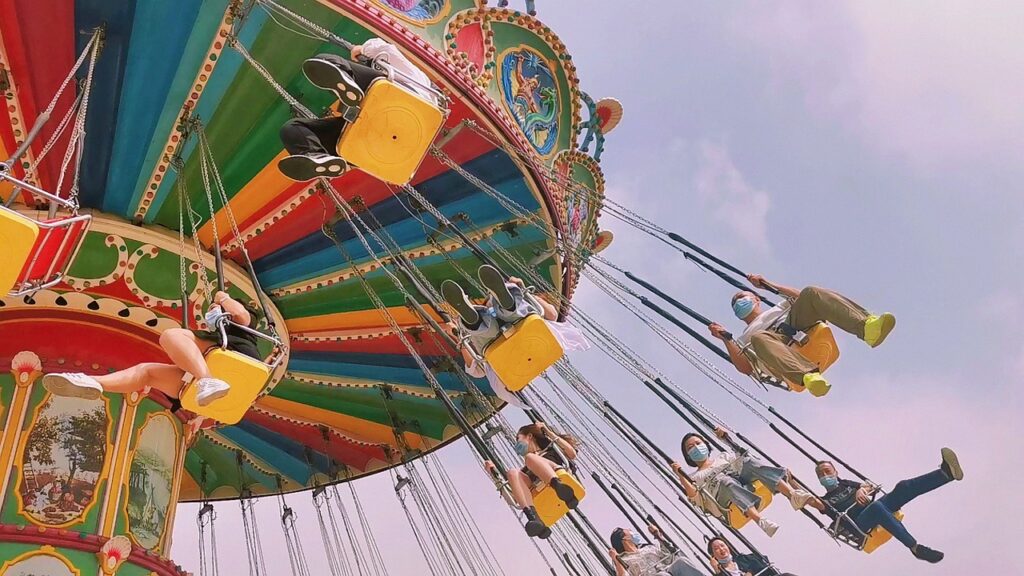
[205,305,225,328]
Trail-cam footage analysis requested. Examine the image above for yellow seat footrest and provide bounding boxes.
[532,469,585,527]
[779,322,841,391]
[336,79,445,186]
[726,480,774,529]
[484,315,564,392]
[180,349,270,425]
[863,511,904,553]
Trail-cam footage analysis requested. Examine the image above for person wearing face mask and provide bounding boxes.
[808,449,963,564]
[671,429,815,537]
[484,422,579,538]
[707,274,895,397]
[608,526,705,576]
[42,291,261,407]
[706,537,795,576]
[443,265,589,406]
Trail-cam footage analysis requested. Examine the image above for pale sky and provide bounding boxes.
[173,2,1024,575]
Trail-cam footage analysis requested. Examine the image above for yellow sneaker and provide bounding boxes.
[864,313,896,348]
[803,372,831,397]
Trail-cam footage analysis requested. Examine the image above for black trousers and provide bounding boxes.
[279,53,385,156]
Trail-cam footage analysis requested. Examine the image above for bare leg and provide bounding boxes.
[744,506,763,521]
[776,479,794,498]
[94,363,186,398]
[524,453,558,484]
[159,328,214,380]
[507,469,535,508]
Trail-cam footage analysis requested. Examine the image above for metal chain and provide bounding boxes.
[230,38,314,119]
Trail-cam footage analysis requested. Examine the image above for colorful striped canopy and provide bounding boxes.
[0,0,607,500]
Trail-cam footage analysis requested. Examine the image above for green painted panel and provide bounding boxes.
[0,542,98,574]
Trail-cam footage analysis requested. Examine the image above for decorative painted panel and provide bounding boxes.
[15,393,112,529]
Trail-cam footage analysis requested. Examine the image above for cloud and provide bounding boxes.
[976,289,1024,377]
[694,140,773,254]
[735,1,1024,172]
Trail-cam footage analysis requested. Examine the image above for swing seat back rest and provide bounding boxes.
[725,479,774,529]
[832,510,904,553]
[484,315,564,392]
[746,322,840,392]
[532,469,586,526]
[335,78,447,186]
[179,348,277,425]
[0,206,91,296]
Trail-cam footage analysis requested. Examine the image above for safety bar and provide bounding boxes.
[0,168,80,212]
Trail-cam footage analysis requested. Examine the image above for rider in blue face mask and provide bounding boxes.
[809,454,963,564]
[670,430,815,538]
[707,274,896,398]
[483,422,579,540]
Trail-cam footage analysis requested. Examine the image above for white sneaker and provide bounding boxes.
[195,378,231,407]
[42,373,103,400]
[789,488,813,510]
[757,518,779,537]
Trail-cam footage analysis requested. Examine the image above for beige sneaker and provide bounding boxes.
[42,373,103,400]
[757,517,779,537]
[789,489,813,510]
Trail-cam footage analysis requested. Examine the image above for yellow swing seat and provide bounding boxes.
[0,207,40,294]
[862,511,904,553]
[725,480,774,529]
[532,468,586,527]
[180,349,272,425]
[777,322,841,392]
[484,315,564,392]
[0,205,91,296]
[336,78,446,186]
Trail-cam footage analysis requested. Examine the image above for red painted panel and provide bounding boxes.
[0,312,166,373]
[0,0,77,195]
[454,22,486,73]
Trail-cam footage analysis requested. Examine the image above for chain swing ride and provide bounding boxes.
[0,1,956,575]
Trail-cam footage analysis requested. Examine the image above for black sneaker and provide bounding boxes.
[523,506,547,538]
[549,478,578,510]
[478,264,515,312]
[940,448,963,481]
[278,153,348,182]
[441,280,480,327]
[912,544,944,563]
[538,526,552,539]
[302,58,364,108]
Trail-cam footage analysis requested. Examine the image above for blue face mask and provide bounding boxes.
[717,555,733,566]
[732,296,756,319]
[819,474,839,489]
[514,440,530,457]
[687,443,709,463]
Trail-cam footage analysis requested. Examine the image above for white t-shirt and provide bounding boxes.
[360,39,437,103]
[736,300,791,347]
[619,544,675,576]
